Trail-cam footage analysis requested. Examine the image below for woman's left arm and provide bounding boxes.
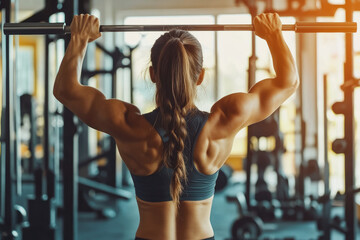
[53,14,140,138]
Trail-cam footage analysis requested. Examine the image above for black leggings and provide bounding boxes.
[135,237,215,240]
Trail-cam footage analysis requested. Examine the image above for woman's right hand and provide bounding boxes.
[70,14,101,43]
[253,13,282,40]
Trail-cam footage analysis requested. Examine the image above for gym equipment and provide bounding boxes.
[357,202,360,223]
[228,194,293,239]
[254,151,273,202]
[303,196,321,221]
[1,1,23,239]
[78,176,132,219]
[3,21,357,35]
[256,200,276,221]
[14,205,27,227]
[227,193,264,240]
[331,101,346,114]
[280,195,321,222]
[20,94,38,174]
[317,189,360,239]
[231,216,263,240]
[245,109,293,223]
[22,197,57,240]
[332,138,347,154]
[215,164,234,192]
[255,178,272,202]
[316,75,333,240]
[341,2,358,239]
[318,2,360,235]
[304,159,321,182]
[22,168,56,240]
[277,173,290,202]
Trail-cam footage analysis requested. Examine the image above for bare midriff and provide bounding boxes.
[135,196,214,240]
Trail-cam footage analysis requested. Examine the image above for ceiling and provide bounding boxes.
[17,0,288,13]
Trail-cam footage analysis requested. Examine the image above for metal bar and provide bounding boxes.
[78,177,132,200]
[82,69,112,79]
[95,42,112,56]
[3,22,357,35]
[79,151,110,168]
[20,9,59,23]
[351,188,360,195]
[4,23,67,34]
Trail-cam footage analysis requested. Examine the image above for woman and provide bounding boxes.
[54,13,298,240]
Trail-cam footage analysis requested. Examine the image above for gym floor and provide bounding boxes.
[51,183,360,240]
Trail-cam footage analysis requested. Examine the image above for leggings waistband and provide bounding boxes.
[135,237,215,240]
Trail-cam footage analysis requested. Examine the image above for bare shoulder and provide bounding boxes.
[113,105,163,174]
[207,93,255,139]
[193,107,238,174]
[110,101,155,142]
[193,93,256,173]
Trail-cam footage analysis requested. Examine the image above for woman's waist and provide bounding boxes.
[136,197,214,238]
[136,218,213,240]
[136,196,213,215]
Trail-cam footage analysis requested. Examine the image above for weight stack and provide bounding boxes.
[22,196,56,240]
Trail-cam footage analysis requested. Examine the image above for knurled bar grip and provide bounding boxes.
[3,22,357,35]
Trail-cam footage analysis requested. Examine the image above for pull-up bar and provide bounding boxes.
[3,22,357,35]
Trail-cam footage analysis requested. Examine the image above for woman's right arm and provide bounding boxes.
[209,13,299,138]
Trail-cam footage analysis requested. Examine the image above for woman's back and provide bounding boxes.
[115,107,223,240]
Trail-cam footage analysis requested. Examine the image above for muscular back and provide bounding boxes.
[113,107,239,240]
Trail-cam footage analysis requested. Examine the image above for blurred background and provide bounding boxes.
[1,0,360,239]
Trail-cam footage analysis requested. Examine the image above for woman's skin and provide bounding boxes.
[53,13,298,240]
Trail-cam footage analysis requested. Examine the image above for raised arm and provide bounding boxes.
[210,13,299,138]
[53,14,141,140]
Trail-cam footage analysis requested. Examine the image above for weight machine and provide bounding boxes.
[227,1,359,240]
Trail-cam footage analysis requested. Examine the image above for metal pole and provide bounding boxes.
[3,22,357,35]
[108,50,120,194]
[323,75,330,196]
[0,5,7,231]
[2,0,17,239]
[322,74,331,240]
[62,0,79,239]
[214,16,219,101]
[245,4,257,208]
[297,23,305,200]
[45,35,57,200]
[344,1,356,239]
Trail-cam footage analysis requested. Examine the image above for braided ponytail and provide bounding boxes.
[151,30,203,205]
